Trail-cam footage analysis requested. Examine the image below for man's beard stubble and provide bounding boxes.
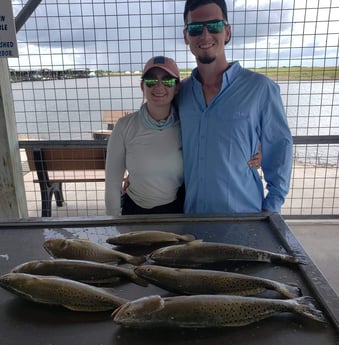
[198,56,216,64]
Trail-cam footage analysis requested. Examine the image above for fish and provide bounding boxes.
[43,238,145,265]
[0,273,128,312]
[149,240,306,267]
[134,265,301,298]
[11,259,148,287]
[112,294,326,328]
[106,231,195,247]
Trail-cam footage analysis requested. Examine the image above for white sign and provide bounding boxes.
[0,0,18,58]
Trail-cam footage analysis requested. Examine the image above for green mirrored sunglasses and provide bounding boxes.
[186,19,226,36]
[143,77,178,88]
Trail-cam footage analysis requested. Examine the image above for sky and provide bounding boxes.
[7,0,339,71]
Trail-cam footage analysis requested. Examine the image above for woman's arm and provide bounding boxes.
[105,121,127,216]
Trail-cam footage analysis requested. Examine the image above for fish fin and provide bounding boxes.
[76,238,91,242]
[63,304,113,312]
[97,287,116,294]
[293,296,326,323]
[63,304,88,311]
[276,283,302,299]
[180,234,196,242]
[186,239,204,246]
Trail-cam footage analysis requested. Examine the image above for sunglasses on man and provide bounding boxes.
[186,19,227,37]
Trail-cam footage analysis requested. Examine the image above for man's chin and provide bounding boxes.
[198,56,216,64]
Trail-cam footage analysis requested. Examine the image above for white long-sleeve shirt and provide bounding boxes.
[105,104,183,216]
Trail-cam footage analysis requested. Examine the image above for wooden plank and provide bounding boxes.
[25,147,106,171]
[0,59,28,217]
[92,129,112,140]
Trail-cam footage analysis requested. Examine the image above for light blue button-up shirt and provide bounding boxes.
[177,61,293,214]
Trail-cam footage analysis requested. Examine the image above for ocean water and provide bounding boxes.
[12,76,339,165]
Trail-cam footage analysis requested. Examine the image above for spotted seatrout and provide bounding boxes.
[11,259,147,286]
[43,238,145,265]
[134,265,301,298]
[150,240,306,267]
[0,273,128,312]
[112,294,326,328]
[106,231,195,247]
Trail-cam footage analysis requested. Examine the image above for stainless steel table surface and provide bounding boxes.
[0,213,338,345]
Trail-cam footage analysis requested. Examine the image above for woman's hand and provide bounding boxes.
[248,151,262,169]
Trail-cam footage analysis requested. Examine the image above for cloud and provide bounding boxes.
[9,0,338,70]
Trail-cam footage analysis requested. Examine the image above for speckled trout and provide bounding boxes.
[112,294,326,328]
[106,231,195,247]
[149,240,306,267]
[43,238,145,265]
[0,273,128,312]
[134,265,301,298]
[12,259,147,286]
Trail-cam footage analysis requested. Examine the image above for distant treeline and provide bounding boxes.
[179,66,338,80]
[10,68,91,82]
[10,66,338,82]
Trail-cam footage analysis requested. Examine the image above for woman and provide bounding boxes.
[105,56,184,215]
[105,56,261,216]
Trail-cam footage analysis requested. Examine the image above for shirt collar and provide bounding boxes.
[192,61,241,88]
[140,103,179,130]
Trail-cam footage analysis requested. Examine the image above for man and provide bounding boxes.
[177,0,293,214]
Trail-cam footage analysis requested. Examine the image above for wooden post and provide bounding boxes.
[0,59,28,218]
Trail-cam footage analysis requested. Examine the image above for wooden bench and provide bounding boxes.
[92,110,134,140]
[19,140,107,217]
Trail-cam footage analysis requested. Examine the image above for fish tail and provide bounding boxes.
[128,255,146,266]
[293,296,326,323]
[272,253,308,265]
[181,234,196,242]
[275,283,302,299]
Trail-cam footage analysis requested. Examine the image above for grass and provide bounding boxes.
[253,66,339,81]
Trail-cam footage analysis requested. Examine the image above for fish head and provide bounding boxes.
[11,260,41,273]
[0,272,14,288]
[112,295,164,325]
[43,238,68,257]
[0,273,38,294]
[149,245,174,261]
[149,241,203,260]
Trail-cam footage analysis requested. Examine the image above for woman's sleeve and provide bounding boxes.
[105,120,127,216]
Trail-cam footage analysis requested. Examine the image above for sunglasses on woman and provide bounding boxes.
[186,19,227,37]
[143,77,178,88]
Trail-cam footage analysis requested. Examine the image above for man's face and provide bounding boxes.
[183,3,231,64]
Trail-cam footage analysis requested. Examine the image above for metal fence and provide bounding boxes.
[10,0,339,218]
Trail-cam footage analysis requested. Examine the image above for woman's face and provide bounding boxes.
[141,68,179,107]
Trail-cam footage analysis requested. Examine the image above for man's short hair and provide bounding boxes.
[183,0,229,24]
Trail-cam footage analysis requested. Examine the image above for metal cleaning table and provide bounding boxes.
[0,213,338,344]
